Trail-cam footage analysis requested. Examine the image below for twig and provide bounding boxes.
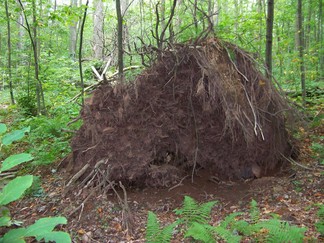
[189,79,199,183]
[63,163,89,196]
[67,116,81,126]
[280,152,317,171]
[61,128,77,133]
[168,175,189,191]
[119,181,133,235]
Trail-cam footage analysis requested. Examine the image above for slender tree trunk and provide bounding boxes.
[319,0,323,81]
[32,0,45,114]
[18,0,46,115]
[257,0,263,54]
[265,0,274,79]
[297,0,306,105]
[5,0,15,104]
[79,0,89,106]
[17,8,24,53]
[116,0,124,82]
[193,0,198,34]
[70,0,78,59]
[93,0,104,60]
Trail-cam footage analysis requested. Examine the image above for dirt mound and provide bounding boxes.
[66,38,296,188]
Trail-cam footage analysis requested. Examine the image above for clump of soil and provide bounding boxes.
[65,38,296,188]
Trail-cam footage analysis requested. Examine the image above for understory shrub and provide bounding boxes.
[0,123,71,243]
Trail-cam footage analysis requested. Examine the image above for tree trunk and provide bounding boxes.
[319,0,323,81]
[116,0,124,82]
[18,0,46,115]
[69,0,78,59]
[297,0,306,105]
[5,0,15,104]
[93,0,104,60]
[79,0,89,106]
[265,0,274,79]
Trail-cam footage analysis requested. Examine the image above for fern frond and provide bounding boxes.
[231,219,260,236]
[184,222,216,243]
[220,212,243,229]
[146,211,178,243]
[212,225,242,243]
[256,219,306,243]
[315,204,324,234]
[174,196,217,226]
[249,199,260,224]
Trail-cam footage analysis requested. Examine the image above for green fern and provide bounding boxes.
[256,218,306,243]
[249,199,260,224]
[184,222,216,242]
[174,196,217,226]
[185,222,241,243]
[315,204,324,235]
[219,212,243,229]
[145,211,178,243]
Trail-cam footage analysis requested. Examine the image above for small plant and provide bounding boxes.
[174,195,217,226]
[315,204,324,235]
[0,123,71,243]
[145,211,178,243]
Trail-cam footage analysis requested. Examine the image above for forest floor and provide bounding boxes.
[8,123,323,242]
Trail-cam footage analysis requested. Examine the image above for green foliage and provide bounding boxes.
[146,211,178,243]
[16,95,37,117]
[1,126,30,146]
[1,217,70,243]
[185,222,242,243]
[146,197,308,243]
[0,175,33,206]
[250,199,260,224]
[257,219,306,243]
[174,196,217,226]
[1,153,33,172]
[315,204,324,235]
[0,123,71,243]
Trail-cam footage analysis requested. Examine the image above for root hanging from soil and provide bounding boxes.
[63,37,297,188]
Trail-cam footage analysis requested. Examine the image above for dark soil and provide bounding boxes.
[8,158,323,242]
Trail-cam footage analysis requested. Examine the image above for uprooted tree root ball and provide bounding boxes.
[63,38,297,188]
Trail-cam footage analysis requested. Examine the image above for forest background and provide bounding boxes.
[0,0,323,241]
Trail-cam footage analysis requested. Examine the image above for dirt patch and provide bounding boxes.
[64,38,296,188]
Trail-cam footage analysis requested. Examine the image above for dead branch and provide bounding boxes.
[63,163,90,196]
[67,116,81,126]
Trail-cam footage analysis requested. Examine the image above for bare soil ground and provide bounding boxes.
[8,140,323,242]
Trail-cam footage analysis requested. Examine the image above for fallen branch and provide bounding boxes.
[280,152,317,171]
[168,175,189,191]
[69,65,141,103]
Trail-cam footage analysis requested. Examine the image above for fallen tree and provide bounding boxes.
[63,38,297,188]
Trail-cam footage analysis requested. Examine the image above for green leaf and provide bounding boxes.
[2,228,26,243]
[0,124,7,135]
[1,217,69,243]
[36,232,71,243]
[1,153,34,172]
[0,175,33,206]
[0,216,11,227]
[1,127,30,146]
[24,217,67,237]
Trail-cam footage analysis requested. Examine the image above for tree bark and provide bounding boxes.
[5,0,15,104]
[265,0,274,79]
[319,0,323,81]
[79,0,89,106]
[116,0,124,82]
[69,0,78,59]
[18,0,46,115]
[93,0,104,60]
[297,0,306,105]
